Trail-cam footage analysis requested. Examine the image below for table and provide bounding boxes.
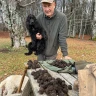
[27,62,79,96]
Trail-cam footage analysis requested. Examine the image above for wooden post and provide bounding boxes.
[17,65,28,93]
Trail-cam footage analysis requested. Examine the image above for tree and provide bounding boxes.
[63,0,96,39]
[0,0,26,48]
[91,0,96,39]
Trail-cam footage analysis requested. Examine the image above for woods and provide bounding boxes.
[0,0,96,48]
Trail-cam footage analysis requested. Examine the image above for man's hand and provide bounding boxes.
[63,56,72,60]
[36,33,42,40]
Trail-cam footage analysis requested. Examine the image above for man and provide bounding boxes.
[36,0,72,61]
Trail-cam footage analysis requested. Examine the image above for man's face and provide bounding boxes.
[42,2,56,18]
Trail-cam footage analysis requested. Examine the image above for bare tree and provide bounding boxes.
[0,0,96,43]
[0,0,26,48]
[91,0,96,39]
[57,0,96,39]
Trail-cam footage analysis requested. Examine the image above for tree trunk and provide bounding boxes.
[10,32,26,48]
[0,0,26,48]
[62,0,65,13]
[72,10,76,37]
[79,8,83,39]
[14,36,20,48]
[91,0,96,39]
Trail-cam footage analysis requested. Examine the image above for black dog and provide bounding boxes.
[25,14,47,55]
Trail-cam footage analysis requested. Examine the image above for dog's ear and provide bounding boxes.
[31,15,37,21]
[26,14,35,29]
[27,14,32,21]
[26,17,30,30]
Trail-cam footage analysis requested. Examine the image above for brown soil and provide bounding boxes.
[0,48,11,53]
[0,31,96,62]
[0,31,10,38]
[0,31,92,39]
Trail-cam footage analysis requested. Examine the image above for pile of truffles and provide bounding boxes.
[31,69,71,96]
[50,59,72,68]
[27,60,40,69]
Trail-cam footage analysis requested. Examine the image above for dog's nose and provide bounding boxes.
[30,19,34,24]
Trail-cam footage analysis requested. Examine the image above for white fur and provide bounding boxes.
[0,75,29,96]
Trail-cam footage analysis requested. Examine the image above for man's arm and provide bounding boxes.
[58,15,72,59]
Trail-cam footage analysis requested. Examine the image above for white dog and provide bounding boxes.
[0,75,29,96]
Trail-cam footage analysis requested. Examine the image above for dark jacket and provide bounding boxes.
[37,9,68,57]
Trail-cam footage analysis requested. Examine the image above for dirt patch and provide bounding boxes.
[0,31,92,40]
[0,48,11,53]
[0,31,10,38]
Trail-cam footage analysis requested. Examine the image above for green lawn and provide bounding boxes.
[0,37,96,82]
[0,38,36,81]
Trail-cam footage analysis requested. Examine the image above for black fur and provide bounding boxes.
[25,14,47,55]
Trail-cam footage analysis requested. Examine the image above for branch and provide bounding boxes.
[15,0,35,8]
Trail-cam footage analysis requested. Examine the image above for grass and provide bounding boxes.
[0,37,96,82]
[67,38,96,63]
[0,38,36,82]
